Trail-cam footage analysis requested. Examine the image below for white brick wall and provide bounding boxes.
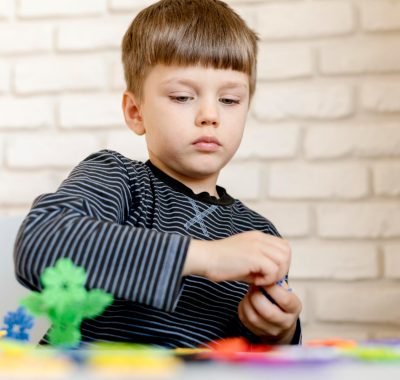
[257,2,354,39]
[314,285,400,324]
[361,1,400,32]
[59,94,124,128]
[6,133,101,168]
[57,18,131,51]
[305,125,400,159]
[290,242,379,280]
[361,82,400,113]
[269,163,369,199]
[319,37,400,75]
[15,56,108,94]
[0,0,13,19]
[0,97,54,128]
[0,61,10,92]
[317,204,400,238]
[18,0,107,18]
[218,162,261,200]
[236,121,299,159]
[373,163,400,196]
[253,84,353,120]
[1,0,400,341]
[258,44,313,80]
[384,244,400,279]
[249,202,310,238]
[0,24,53,54]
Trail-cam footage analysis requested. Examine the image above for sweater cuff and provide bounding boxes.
[290,318,302,345]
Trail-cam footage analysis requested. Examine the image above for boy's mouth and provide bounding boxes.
[192,136,221,152]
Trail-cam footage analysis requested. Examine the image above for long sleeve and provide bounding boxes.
[14,150,191,313]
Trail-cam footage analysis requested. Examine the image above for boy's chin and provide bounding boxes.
[184,161,225,178]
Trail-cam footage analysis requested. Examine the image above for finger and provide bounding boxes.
[248,290,295,337]
[253,259,279,286]
[238,294,270,336]
[260,243,288,268]
[260,234,292,260]
[263,285,302,315]
[248,288,286,325]
[258,243,291,281]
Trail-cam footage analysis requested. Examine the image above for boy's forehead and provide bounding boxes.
[148,64,250,88]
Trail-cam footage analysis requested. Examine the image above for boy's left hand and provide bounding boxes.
[238,284,302,344]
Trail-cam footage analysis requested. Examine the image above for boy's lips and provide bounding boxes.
[192,136,221,152]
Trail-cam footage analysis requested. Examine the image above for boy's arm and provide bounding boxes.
[14,150,190,313]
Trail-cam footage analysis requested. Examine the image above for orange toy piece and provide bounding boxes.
[306,339,357,349]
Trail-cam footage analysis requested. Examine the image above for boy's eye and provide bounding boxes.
[220,98,240,105]
[170,96,191,103]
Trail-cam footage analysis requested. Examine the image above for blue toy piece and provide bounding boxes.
[2,306,34,341]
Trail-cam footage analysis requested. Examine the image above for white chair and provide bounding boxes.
[0,215,49,344]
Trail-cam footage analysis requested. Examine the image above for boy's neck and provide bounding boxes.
[148,158,220,198]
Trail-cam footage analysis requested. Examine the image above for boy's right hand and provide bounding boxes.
[183,231,291,286]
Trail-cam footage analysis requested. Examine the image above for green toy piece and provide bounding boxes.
[21,258,113,347]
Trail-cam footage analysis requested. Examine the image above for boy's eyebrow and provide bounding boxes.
[162,78,249,91]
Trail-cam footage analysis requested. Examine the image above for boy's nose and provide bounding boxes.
[195,100,220,127]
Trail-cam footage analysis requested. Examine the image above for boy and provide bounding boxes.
[14,0,302,347]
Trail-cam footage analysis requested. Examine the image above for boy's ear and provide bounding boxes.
[122,91,145,136]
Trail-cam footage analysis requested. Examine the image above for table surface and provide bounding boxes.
[2,361,400,380]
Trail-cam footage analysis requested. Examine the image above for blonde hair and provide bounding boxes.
[121,0,258,102]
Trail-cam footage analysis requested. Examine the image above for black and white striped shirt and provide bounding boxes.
[14,150,301,347]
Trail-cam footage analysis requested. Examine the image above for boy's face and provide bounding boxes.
[123,64,250,184]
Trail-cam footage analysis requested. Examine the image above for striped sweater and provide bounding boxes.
[14,150,301,347]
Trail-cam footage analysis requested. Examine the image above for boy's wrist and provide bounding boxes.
[182,239,211,277]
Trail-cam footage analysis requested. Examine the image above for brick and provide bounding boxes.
[305,125,400,159]
[0,97,53,129]
[15,56,107,94]
[18,0,106,18]
[319,37,400,74]
[371,329,400,340]
[269,163,368,200]
[0,171,60,205]
[361,82,400,113]
[303,325,369,341]
[110,58,126,90]
[0,62,10,93]
[258,43,313,80]
[57,18,130,51]
[317,203,400,238]
[258,2,353,39]
[373,163,400,196]
[290,242,379,280]
[0,0,13,19]
[248,202,310,237]
[0,24,52,54]
[6,134,101,168]
[106,130,148,161]
[60,94,124,128]
[361,1,400,32]
[109,0,155,11]
[218,162,261,200]
[314,285,400,324]
[384,244,400,279]
[0,206,31,216]
[236,122,299,159]
[230,5,256,30]
[253,84,353,120]
[0,137,3,165]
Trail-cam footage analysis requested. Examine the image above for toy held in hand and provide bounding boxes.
[21,258,113,347]
[260,276,292,306]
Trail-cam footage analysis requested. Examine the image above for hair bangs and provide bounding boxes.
[122,0,258,101]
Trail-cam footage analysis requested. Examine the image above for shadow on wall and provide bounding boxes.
[0,215,49,344]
